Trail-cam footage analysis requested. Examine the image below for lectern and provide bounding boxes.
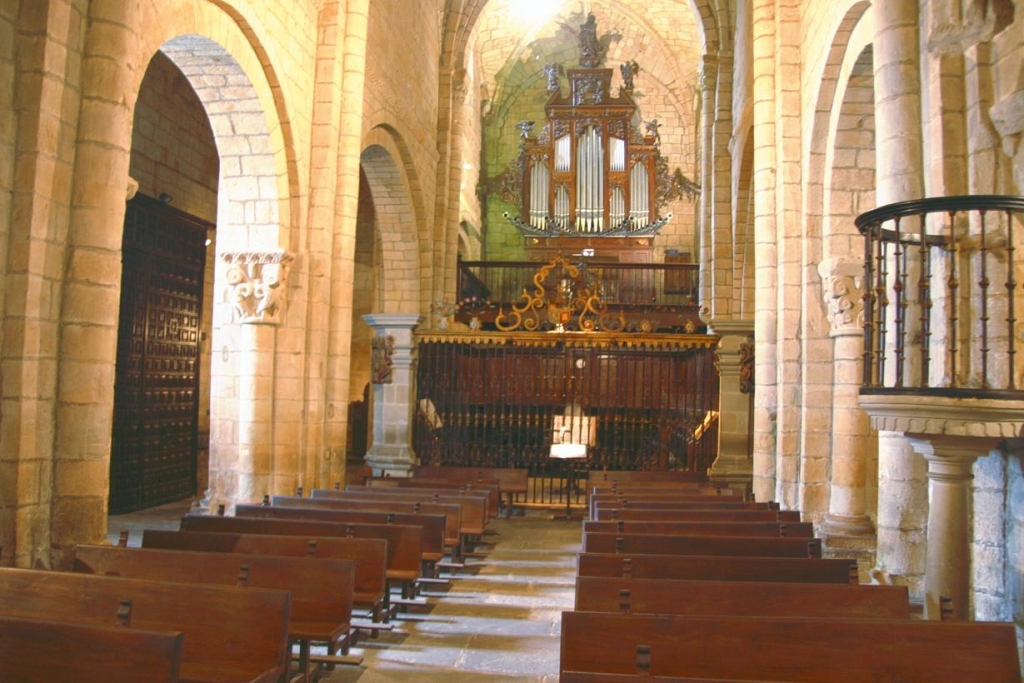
[550,414,595,520]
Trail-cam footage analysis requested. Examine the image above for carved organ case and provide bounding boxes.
[507,56,669,240]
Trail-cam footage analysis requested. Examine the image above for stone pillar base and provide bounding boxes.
[707,468,753,499]
[819,512,875,538]
[364,445,415,478]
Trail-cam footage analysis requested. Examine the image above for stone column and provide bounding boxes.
[363,314,423,477]
[871,0,928,600]
[707,320,754,497]
[818,261,875,542]
[905,435,998,620]
[697,54,718,307]
[217,251,294,505]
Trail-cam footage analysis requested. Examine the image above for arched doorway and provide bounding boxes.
[111,34,285,513]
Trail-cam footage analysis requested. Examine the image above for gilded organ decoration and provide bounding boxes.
[495,256,625,333]
[221,250,294,324]
[503,16,690,239]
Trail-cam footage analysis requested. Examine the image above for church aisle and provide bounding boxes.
[324,510,581,682]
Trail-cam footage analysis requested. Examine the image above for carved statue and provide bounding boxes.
[644,119,662,146]
[620,61,639,91]
[371,335,395,384]
[544,63,564,93]
[558,12,604,68]
[578,13,601,67]
[516,120,535,140]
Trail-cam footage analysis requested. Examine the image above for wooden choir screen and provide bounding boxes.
[110,194,209,514]
[414,333,719,505]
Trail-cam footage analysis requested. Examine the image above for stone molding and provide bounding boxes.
[859,394,1024,439]
[221,250,295,325]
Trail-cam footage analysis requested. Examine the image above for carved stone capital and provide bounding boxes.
[699,54,719,93]
[818,259,865,335]
[221,250,295,325]
[927,0,1014,54]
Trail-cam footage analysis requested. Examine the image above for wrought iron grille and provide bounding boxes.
[414,332,719,506]
[855,195,1024,397]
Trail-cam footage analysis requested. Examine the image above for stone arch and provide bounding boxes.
[360,130,422,315]
[135,2,303,248]
[127,5,306,506]
[794,2,880,539]
[157,36,284,254]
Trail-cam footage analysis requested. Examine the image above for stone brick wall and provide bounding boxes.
[973,447,1024,670]
[130,52,219,223]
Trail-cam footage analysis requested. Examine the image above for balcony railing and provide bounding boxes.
[456,258,701,333]
[855,195,1024,398]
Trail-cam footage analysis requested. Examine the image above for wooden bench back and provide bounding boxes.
[271,495,457,550]
[589,495,745,519]
[563,675,791,682]
[589,489,733,499]
[0,567,291,682]
[587,470,706,485]
[574,576,910,619]
[325,488,489,535]
[576,553,857,584]
[582,532,823,558]
[594,508,800,523]
[224,507,423,580]
[365,477,500,517]
[592,500,770,512]
[561,612,1022,681]
[0,614,184,683]
[412,465,529,516]
[411,465,529,495]
[141,528,387,609]
[73,544,354,643]
[583,520,815,538]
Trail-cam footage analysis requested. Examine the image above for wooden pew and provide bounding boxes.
[582,520,815,538]
[180,513,424,615]
[319,488,489,552]
[411,464,529,517]
[590,483,722,494]
[365,476,501,518]
[72,544,357,678]
[560,611,1023,681]
[269,495,460,568]
[582,532,823,558]
[337,486,490,534]
[0,614,184,683]
[140,528,391,630]
[574,576,910,619]
[576,553,858,584]
[589,494,745,519]
[232,505,426,595]
[588,470,707,485]
[0,567,291,683]
[564,675,790,683]
[594,508,801,523]
[592,499,770,512]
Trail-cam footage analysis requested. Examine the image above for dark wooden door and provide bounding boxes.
[109,194,209,514]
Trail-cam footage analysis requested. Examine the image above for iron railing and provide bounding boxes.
[855,195,1024,398]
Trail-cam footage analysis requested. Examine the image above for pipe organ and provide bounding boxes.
[505,29,670,240]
